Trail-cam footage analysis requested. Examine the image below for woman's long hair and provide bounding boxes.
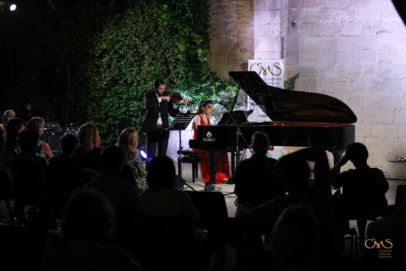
[27,116,44,134]
[197,100,213,114]
[117,127,138,160]
[78,122,100,152]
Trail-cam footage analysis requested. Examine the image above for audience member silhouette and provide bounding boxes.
[0,125,14,223]
[138,155,199,271]
[73,122,102,172]
[47,133,89,220]
[117,127,147,193]
[0,125,12,172]
[11,130,48,221]
[332,142,389,239]
[139,155,199,224]
[231,147,337,269]
[87,146,139,248]
[270,204,320,271]
[232,131,283,216]
[207,244,237,271]
[5,117,25,157]
[274,146,338,258]
[41,189,142,271]
[28,116,54,160]
[3,109,16,127]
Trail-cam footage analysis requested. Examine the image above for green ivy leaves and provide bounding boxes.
[86,0,237,144]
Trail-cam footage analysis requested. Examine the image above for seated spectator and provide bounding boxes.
[332,142,389,237]
[139,156,199,225]
[28,116,54,160]
[117,127,147,193]
[47,133,89,220]
[41,189,142,271]
[5,117,25,157]
[11,130,48,220]
[274,146,338,257]
[138,156,199,271]
[0,126,13,223]
[270,204,320,271]
[3,109,16,127]
[73,122,102,172]
[0,125,12,170]
[232,131,283,216]
[88,146,139,248]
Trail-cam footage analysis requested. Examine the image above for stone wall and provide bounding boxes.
[209,0,406,178]
[209,0,254,79]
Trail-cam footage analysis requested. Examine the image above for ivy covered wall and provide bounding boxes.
[86,0,237,142]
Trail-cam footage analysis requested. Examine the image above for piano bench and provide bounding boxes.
[177,150,199,183]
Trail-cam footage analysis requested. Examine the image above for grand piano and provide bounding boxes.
[190,71,357,169]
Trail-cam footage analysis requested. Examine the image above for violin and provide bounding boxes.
[162,91,185,103]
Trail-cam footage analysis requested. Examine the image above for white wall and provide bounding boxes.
[283,0,406,178]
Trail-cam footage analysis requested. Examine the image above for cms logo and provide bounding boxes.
[364,238,393,249]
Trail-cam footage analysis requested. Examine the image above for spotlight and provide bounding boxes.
[137,132,149,162]
[138,149,148,161]
[9,3,16,11]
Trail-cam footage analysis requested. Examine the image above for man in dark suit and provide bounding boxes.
[141,79,180,160]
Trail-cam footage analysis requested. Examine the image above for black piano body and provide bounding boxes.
[195,122,354,151]
[190,71,357,167]
[193,122,355,165]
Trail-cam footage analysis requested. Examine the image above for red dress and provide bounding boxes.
[192,114,230,184]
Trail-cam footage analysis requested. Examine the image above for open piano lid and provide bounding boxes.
[229,71,357,124]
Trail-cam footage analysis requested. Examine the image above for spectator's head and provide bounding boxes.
[18,130,39,154]
[61,133,79,155]
[62,189,116,242]
[78,122,100,152]
[251,131,270,156]
[346,142,368,167]
[3,109,16,123]
[146,156,176,191]
[117,127,138,159]
[101,145,125,174]
[28,116,45,136]
[270,204,319,271]
[6,117,25,138]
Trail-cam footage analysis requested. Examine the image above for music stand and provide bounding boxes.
[170,113,196,191]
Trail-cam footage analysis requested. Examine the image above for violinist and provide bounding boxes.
[141,78,188,159]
